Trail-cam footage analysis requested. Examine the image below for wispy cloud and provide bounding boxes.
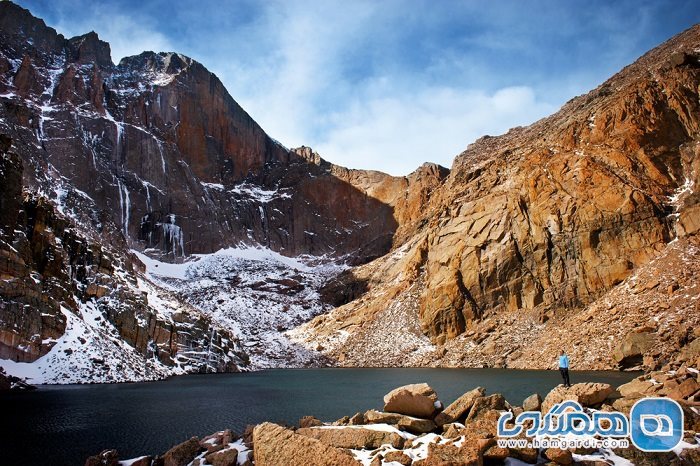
[15,0,700,175]
[49,2,174,62]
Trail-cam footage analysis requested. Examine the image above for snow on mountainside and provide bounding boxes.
[1,1,402,384]
[133,247,345,369]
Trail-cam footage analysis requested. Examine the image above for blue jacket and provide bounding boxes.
[559,355,569,369]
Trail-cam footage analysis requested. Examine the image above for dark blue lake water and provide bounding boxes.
[0,368,639,466]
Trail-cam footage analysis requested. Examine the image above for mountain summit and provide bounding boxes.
[1,1,699,382]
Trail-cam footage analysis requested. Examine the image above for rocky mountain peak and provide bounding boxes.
[0,1,67,58]
[68,31,112,68]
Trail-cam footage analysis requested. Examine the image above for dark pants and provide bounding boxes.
[559,367,570,386]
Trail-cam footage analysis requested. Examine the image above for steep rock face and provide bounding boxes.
[0,1,439,263]
[0,2,447,380]
[293,24,700,368]
[417,25,700,343]
[0,137,248,380]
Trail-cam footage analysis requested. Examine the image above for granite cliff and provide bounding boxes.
[1,1,700,382]
[292,24,700,371]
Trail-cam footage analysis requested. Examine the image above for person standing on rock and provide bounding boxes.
[558,350,571,387]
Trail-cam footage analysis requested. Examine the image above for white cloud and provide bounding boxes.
[54,7,174,63]
[313,85,555,176]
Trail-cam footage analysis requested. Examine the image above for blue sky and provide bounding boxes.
[14,0,700,175]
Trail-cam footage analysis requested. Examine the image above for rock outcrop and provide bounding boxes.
[383,382,440,418]
[292,22,700,371]
[253,422,360,466]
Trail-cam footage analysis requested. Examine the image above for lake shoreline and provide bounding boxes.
[86,364,700,466]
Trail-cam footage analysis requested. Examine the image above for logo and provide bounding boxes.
[497,397,684,452]
[630,398,684,452]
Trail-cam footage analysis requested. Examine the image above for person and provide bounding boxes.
[558,350,571,387]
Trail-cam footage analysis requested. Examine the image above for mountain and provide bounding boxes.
[1,1,699,384]
[0,1,445,382]
[291,25,700,371]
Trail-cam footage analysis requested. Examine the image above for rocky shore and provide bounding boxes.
[86,361,700,466]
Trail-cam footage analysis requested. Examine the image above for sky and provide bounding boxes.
[13,0,700,175]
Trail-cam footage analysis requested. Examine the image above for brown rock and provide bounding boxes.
[522,393,542,412]
[348,412,365,425]
[612,396,641,415]
[541,383,613,413]
[613,331,655,368]
[299,415,323,428]
[204,448,238,466]
[383,383,439,418]
[666,377,700,401]
[679,447,700,465]
[296,426,405,449]
[618,378,660,398]
[465,394,506,422]
[384,451,413,465]
[435,387,485,426]
[545,448,573,465]
[413,441,483,466]
[612,447,677,466]
[364,409,436,434]
[483,445,509,462]
[242,425,255,447]
[252,422,360,466]
[162,437,202,466]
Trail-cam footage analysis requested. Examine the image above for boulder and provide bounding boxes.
[613,331,655,368]
[162,437,203,466]
[348,412,365,425]
[541,383,613,413]
[384,451,413,465]
[666,377,699,401]
[617,378,660,398]
[612,447,677,466]
[435,387,485,426]
[299,415,323,428]
[545,448,573,465]
[522,393,542,412]
[296,426,405,449]
[204,448,238,466]
[253,423,360,466]
[612,396,641,415]
[483,445,510,462]
[85,449,119,466]
[364,409,436,434]
[383,383,439,418]
[465,394,506,422]
[413,441,486,466]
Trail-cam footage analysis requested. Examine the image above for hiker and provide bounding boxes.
[558,350,571,387]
